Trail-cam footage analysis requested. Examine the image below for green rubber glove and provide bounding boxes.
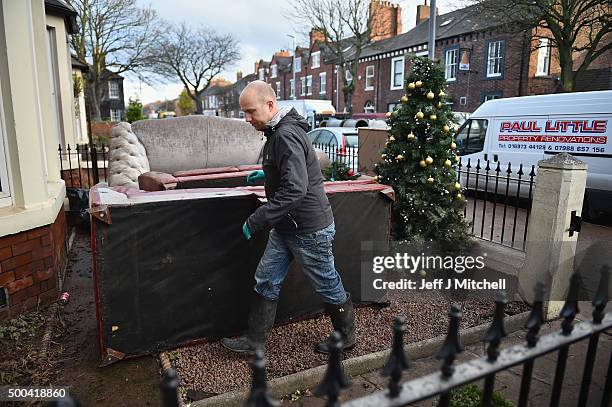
[242,222,252,240]
[246,170,265,184]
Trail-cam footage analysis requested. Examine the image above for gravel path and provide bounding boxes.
[171,292,529,400]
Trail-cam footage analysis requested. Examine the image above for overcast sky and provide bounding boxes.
[126,0,456,105]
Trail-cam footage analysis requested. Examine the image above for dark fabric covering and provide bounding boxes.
[93,188,390,358]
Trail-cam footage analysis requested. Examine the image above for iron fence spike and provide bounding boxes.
[483,291,508,361]
[525,282,546,347]
[560,273,582,335]
[160,368,180,407]
[436,304,463,378]
[245,349,280,407]
[592,266,610,324]
[382,316,410,398]
[314,331,351,406]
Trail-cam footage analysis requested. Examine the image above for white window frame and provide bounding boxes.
[319,72,326,94]
[306,75,312,96]
[364,101,375,113]
[390,56,405,90]
[483,93,501,102]
[258,68,265,80]
[275,81,281,99]
[300,76,306,96]
[345,69,353,83]
[108,81,120,99]
[536,38,551,76]
[290,79,295,98]
[0,80,12,208]
[110,109,122,122]
[294,57,302,72]
[270,64,278,78]
[486,41,504,78]
[365,65,375,90]
[445,48,458,81]
[311,51,321,69]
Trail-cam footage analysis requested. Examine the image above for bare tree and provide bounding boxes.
[286,0,379,114]
[465,0,611,92]
[146,23,240,114]
[68,0,161,122]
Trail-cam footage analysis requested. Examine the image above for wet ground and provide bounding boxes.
[57,228,161,406]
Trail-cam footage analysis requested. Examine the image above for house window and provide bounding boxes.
[486,40,504,78]
[258,68,265,80]
[390,56,404,89]
[0,87,11,208]
[319,72,326,94]
[306,75,312,95]
[536,38,551,76]
[290,79,295,97]
[110,109,122,122]
[459,96,467,106]
[300,77,306,95]
[387,103,398,112]
[295,57,301,72]
[311,51,320,68]
[345,69,352,83]
[365,65,375,90]
[239,111,245,118]
[445,48,458,81]
[275,81,281,99]
[108,81,120,99]
[482,92,502,102]
[271,64,278,78]
[364,100,375,113]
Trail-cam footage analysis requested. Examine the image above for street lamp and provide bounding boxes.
[287,34,296,100]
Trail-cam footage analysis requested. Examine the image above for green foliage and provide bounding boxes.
[434,384,515,407]
[323,161,358,181]
[0,311,46,341]
[375,56,470,248]
[177,89,196,116]
[125,97,145,123]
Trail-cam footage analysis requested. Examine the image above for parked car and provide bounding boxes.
[307,127,358,172]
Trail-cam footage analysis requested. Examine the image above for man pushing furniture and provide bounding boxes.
[221,80,356,355]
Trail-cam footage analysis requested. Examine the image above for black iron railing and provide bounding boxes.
[58,144,109,189]
[313,143,359,173]
[458,158,537,251]
[156,267,610,407]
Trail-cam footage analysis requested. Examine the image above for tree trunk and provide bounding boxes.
[344,89,353,115]
[86,79,102,121]
[194,96,204,115]
[557,45,576,92]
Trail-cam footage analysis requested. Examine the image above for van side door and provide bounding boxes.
[490,116,547,173]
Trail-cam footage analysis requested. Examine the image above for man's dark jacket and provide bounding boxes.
[246,108,334,234]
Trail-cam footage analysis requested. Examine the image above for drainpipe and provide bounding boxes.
[518,30,528,96]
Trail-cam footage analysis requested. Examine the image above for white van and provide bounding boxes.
[455,90,612,220]
[277,99,336,130]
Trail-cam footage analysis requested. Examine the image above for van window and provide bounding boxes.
[345,135,358,148]
[315,130,335,146]
[308,130,320,144]
[455,119,488,155]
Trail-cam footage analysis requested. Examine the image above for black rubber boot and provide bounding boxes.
[221,294,277,354]
[315,293,356,354]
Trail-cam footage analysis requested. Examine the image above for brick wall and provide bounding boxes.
[0,209,67,320]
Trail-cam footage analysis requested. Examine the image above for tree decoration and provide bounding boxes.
[450,141,457,150]
[401,95,408,103]
[385,111,392,118]
[377,56,469,247]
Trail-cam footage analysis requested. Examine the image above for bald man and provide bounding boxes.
[221,81,356,355]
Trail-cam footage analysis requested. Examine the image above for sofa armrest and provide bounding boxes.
[108,122,151,188]
[138,171,179,191]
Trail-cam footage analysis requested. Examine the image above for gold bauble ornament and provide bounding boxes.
[450,142,457,150]
[415,111,424,119]
[456,193,463,200]
[391,110,398,117]
[396,154,404,161]
[385,111,392,118]
[419,160,427,168]
[389,136,395,142]
[374,175,380,182]
[444,159,452,168]
[401,95,408,103]
[407,132,415,141]
[437,102,443,108]
[427,177,434,184]
[408,82,415,90]
[430,114,437,120]
[454,155,460,163]
[439,90,446,98]
[415,80,423,88]
[381,153,386,159]
[425,156,434,165]
[442,125,450,133]
[426,91,435,100]
[454,182,462,190]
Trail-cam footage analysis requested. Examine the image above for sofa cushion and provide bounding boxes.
[108,122,150,188]
[131,116,265,173]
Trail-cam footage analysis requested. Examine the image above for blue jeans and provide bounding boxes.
[254,222,348,305]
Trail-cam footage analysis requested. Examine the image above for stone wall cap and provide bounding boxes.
[538,153,588,170]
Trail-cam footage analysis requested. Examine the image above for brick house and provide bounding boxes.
[222,72,257,118]
[100,69,126,122]
[201,78,233,116]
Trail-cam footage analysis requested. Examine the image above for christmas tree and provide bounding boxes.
[375,56,470,248]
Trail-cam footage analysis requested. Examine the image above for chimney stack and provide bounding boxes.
[369,0,403,42]
[416,0,438,26]
[274,50,291,57]
[309,28,327,47]
[236,70,243,81]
